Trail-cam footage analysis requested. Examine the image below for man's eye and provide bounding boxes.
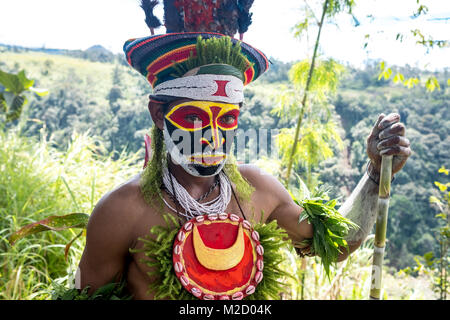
[185,114,202,123]
[221,115,236,124]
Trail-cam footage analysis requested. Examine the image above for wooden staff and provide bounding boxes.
[369,155,393,299]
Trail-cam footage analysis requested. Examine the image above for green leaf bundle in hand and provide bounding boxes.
[298,198,359,279]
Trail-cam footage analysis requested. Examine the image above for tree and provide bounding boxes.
[369,1,450,92]
[276,0,353,187]
[429,166,450,299]
[0,69,48,125]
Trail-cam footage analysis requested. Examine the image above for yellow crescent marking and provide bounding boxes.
[193,223,245,271]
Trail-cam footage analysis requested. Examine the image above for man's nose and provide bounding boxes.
[201,128,225,150]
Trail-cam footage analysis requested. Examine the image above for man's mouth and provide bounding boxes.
[190,154,226,166]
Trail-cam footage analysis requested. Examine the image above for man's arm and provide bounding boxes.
[337,113,411,261]
[337,172,379,261]
[77,189,136,294]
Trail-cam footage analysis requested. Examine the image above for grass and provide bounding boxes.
[0,128,141,299]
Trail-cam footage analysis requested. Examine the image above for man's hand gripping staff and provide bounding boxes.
[366,113,411,299]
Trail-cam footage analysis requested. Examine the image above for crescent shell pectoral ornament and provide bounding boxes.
[172,213,264,300]
[193,223,245,271]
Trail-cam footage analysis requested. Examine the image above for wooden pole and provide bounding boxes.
[369,155,393,300]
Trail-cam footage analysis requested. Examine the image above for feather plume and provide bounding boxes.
[163,0,184,32]
[237,0,254,34]
[140,0,162,29]
[216,0,239,36]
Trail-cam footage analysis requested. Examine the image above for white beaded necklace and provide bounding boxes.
[161,166,232,220]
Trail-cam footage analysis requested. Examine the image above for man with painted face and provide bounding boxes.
[162,99,240,177]
[76,2,412,300]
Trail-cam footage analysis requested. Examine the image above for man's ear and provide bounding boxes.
[148,100,165,130]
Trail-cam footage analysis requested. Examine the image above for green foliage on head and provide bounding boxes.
[172,36,251,82]
[140,126,166,209]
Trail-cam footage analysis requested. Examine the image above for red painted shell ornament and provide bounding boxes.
[173,213,264,300]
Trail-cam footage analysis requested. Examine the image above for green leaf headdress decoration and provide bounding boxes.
[172,35,252,82]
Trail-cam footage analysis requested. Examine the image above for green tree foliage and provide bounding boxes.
[0,50,151,156]
[363,0,450,92]
[0,69,48,124]
[399,166,449,299]
[279,0,357,187]
[273,58,346,188]
[428,167,449,299]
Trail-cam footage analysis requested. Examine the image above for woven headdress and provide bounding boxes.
[124,0,268,104]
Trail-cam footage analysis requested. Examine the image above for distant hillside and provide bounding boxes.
[0,48,151,153]
[0,43,125,64]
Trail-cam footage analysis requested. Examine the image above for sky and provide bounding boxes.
[0,0,449,70]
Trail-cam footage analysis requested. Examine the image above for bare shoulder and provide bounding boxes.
[238,164,290,197]
[238,164,276,188]
[86,174,146,245]
[237,164,295,221]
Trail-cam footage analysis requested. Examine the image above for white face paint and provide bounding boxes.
[163,124,228,177]
[153,74,244,105]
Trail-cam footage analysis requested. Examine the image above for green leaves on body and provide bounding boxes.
[297,198,358,279]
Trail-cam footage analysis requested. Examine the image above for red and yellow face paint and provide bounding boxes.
[163,100,240,177]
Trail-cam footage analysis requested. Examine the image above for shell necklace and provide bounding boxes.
[161,165,232,220]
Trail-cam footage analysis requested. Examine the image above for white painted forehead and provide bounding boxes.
[153,74,244,105]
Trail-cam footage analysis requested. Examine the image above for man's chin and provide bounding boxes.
[183,162,226,177]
